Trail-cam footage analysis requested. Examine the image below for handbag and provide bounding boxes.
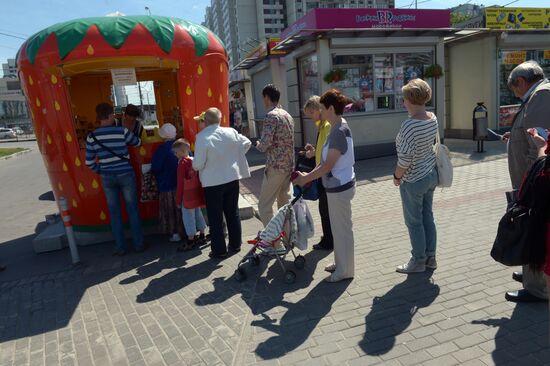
[140,164,159,202]
[434,129,453,188]
[491,157,550,266]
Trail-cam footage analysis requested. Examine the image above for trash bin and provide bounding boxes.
[473,102,488,152]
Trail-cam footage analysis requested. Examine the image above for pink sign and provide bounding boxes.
[282,8,451,39]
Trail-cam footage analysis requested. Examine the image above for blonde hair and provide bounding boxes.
[204,107,222,126]
[172,138,190,151]
[303,95,322,113]
[402,79,432,106]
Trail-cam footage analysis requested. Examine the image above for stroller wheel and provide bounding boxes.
[294,255,305,269]
[234,268,247,282]
[284,270,296,284]
[251,255,260,266]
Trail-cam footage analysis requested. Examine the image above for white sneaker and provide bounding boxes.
[396,258,426,273]
[425,256,437,269]
[169,234,181,242]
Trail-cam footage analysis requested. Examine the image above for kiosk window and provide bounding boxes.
[332,51,434,114]
[498,49,550,127]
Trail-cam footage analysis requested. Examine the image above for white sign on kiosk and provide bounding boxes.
[111,68,137,86]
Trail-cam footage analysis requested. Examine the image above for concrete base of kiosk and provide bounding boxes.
[32,194,255,253]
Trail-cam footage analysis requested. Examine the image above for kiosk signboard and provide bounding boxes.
[485,8,550,29]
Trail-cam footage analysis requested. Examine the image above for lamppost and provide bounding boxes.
[145,6,151,16]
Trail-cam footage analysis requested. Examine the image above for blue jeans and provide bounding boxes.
[101,172,144,251]
[399,168,438,262]
[182,207,207,237]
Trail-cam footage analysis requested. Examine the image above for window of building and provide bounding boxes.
[498,49,550,128]
[331,51,434,114]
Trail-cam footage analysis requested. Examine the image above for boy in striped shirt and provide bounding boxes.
[85,103,144,255]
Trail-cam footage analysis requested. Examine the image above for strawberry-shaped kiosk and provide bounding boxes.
[17,16,228,239]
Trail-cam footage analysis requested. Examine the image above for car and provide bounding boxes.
[12,127,24,135]
[0,128,16,139]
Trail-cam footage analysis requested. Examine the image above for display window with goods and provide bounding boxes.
[497,49,550,127]
[329,51,434,114]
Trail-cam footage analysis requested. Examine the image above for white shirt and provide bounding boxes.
[192,124,251,187]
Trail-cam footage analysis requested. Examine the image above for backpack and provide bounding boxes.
[491,156,550,266]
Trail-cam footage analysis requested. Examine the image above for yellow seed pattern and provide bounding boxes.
[29,75,34,85]
[219,94,223,103]
[139,146,146,156]
[65,132,72,142]
[100,211,107,220]
[186,86,192,96]
[62,162,68,172]
[197,65,203,75]
[54,101,61,111]
[78,183,85,193]
[72,199,78,208]
[219,64,223,72]
[75,157,81,167]
[35,97,41,107]
[92,179,99,189]
[51,74,58,84]
[47,135,52,145]
[58,182,63,192]
[87,44,94,55]
[208,88,212,97]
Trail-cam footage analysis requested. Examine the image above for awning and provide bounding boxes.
[233,55,268,70]
[271,27,490,54]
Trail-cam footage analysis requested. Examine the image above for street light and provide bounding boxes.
[145,6,151,16]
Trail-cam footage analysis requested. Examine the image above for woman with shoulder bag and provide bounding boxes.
[393,79,439,274]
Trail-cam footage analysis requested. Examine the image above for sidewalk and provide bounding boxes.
[1,139,547,366]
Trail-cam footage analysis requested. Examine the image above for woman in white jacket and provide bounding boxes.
[193,108,251,259]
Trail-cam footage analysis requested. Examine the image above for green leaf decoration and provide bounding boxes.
[23,15,224,64]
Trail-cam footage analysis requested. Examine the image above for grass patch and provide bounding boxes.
[0,148,28,158]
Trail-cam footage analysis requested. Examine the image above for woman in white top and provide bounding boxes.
[294,89,356,283]
[393,79,439,274]
[193,108,251,259]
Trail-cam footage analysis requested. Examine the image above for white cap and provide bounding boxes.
[159,123,177,140]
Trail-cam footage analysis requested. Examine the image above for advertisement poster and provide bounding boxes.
[485,8,550,29]
[499,104,521,128]
[502,51,527,65]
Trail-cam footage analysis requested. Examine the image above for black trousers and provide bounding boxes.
[203,180,242,255]
[318,183,334,248]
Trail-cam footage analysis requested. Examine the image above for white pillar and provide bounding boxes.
[270,57,288,109]
[244,80,257,138]
[317,39,332,93]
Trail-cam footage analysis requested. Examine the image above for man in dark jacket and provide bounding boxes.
[503,60,550,303]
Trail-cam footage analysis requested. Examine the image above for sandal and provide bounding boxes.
[176,241,194,252]
[324,264,336,273]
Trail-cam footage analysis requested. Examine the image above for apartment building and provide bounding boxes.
[203,0,395,69]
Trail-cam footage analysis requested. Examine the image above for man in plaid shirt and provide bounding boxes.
[255,84,295,226]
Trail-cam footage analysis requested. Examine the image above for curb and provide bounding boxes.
[0,148,32,161]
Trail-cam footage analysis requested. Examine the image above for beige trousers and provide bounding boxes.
[327,186,356,280]
[258,168,291,227]
[523,264,549,299]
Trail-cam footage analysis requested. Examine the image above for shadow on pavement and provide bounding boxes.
[0,233,184,344]
[359,272,440,355]
[38,191,55,201]
[194,249,333,360]
[472,302,549,364]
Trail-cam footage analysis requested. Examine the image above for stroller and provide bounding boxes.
[235,189,313,284]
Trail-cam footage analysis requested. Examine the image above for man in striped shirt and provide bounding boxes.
[85,103,144,255]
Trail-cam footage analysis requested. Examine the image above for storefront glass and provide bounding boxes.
[498,49,550,128]
[299,54,320,105]
[332,51,434,113]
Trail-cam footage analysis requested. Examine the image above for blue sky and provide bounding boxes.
[0,0,544,73]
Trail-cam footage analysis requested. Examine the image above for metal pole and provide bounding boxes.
[59,196,80,264]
